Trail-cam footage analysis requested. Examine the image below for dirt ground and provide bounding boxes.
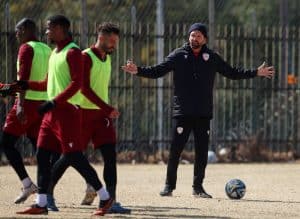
[0,163,299,219]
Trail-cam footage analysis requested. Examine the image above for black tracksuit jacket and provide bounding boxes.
[137,43,257,119]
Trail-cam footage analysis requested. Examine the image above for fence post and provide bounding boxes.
[209,0,216,150]
[5,1,10,85]
[156,0,164,159]
[280,0,288,88]
[131,2,143,162]
[208,0,215,49]
[81,0,88,49]
[5,1,15,111]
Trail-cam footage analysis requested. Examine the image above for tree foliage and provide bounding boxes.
[0,0,299,26]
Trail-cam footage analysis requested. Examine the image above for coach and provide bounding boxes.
[122,23,275,198]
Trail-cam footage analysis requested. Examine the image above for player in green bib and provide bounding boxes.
[0,18,60,205]
[78,22,130,214]
[17,15,113,216]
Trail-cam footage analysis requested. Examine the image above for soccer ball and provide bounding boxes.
[225,179,246,199]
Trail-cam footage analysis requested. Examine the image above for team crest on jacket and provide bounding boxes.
[202,53,209,61]
[177,127,184,134]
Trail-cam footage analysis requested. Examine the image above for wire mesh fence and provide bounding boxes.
[0,0,299,163]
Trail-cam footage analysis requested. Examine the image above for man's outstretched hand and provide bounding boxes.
[257,62,275,79]
[121,60,138,74]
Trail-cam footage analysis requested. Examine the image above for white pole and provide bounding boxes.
[156,0,164,155]
[5,0,11,114]
[208,0,215,49]
[5,0,10,84]
[209,0,216,149]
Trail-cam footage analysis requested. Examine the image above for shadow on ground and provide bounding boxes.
[111,205,230,218]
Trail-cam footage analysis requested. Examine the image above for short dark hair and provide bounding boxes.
[47,15,70,30]
[15,18,36,33]
[97,22,120,36]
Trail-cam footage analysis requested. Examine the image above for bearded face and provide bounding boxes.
[100,33,119,54]
[189,30,206,50]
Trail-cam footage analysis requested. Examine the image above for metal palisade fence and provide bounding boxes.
[0,21,299,162]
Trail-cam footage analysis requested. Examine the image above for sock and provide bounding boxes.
[21,177,32,188]
[97,187,110,201]
[36,194,47,207]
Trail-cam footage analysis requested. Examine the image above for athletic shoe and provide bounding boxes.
[81,184,97,205]
[14,183,38,204]
[108,202,131,214]
[16,204,48,215]
[47,194,59,211]
[193,185,212,198]
[92,198,114,216]
[159,185,173,196]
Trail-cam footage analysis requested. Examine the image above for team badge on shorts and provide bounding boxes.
[177,127,184,134]
[202,53,209,61]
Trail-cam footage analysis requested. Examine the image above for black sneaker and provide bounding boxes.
[159,186,173,196]
[193,185,212,198]
[47,194,59,211]
[108,202,131,214]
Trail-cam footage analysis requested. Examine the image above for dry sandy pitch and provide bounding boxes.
[0,163,299,219]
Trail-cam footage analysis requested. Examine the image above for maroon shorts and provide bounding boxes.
[37,102,82,154]
[81,109,116,150]
[3,99,44,139]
